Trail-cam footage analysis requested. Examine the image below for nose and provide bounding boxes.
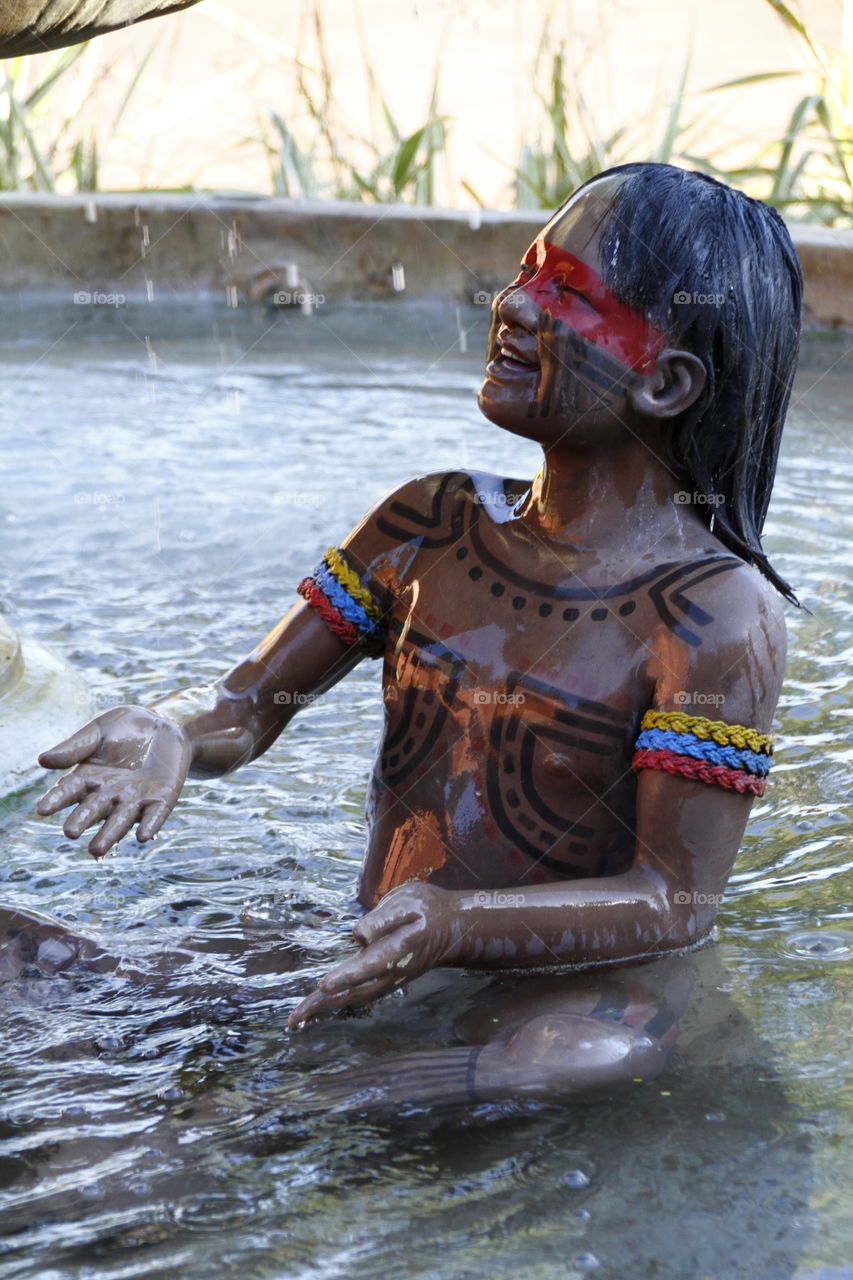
[495,279,538,331]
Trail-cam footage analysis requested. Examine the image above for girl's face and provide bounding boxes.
[478,175,665,447]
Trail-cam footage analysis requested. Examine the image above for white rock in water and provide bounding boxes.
[0,614,95,796]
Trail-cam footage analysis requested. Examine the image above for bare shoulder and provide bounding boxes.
[338,470,479,580]
[649,555,789,732]
[345,469,528,547]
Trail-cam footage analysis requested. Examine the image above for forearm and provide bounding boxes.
[150,683,263,777]
[443,868,694,971]
[151,603,362,777]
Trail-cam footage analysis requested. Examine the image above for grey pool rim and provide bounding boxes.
[0,194,851,330]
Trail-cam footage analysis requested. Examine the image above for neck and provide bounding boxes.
[518,436,702,554]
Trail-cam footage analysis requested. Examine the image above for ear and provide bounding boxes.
[628,349,706,419]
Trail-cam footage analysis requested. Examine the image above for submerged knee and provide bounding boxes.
[493,1012,670,1096]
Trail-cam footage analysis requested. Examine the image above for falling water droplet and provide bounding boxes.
[455,306,467,354]
[286,262,299,288]
[226,220,241,260]
[391,262,406,292]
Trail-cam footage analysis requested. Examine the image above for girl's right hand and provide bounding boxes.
[36,706,193,858]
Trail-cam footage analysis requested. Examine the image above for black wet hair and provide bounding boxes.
[578,162,802,605]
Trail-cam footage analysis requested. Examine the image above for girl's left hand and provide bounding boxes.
[287,881,461,1030]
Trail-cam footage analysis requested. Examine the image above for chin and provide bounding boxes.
[476,383,558,444]
[477,379,528,430]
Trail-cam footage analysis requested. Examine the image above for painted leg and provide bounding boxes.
[292,960,694,1113]
[297,1001,677,1112]
[295,1016,668,1112]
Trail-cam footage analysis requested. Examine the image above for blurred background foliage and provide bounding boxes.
[1,0,851,225]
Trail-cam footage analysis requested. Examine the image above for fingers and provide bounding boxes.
[288,974,396,1031]
[62,791,117,840]
[352,901,418,947]
[36,771,91,817]
[135,799,173,843]
[320,928,418,994]
[87,802,146,860]
[38,722,102,771]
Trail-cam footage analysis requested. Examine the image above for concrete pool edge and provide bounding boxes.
[0,193,851,329]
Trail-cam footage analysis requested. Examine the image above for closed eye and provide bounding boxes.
[556,283,597,310]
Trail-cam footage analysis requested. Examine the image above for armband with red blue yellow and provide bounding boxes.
[298,547,389,658]
[631,710,773,796]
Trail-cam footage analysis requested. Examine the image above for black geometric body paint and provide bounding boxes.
[377,472,741,647]
[380,620,628,877]
[486,670,627,876]
[380,621,467,789]
[530,315,639,420]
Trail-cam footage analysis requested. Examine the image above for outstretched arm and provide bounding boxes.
[35,470,441,858]
[35,603,360,857]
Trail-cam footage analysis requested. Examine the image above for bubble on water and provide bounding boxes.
[782,930,853,961]
[571,1253,600,1271]
[565,1169,591,1189]
[96,1034,124,1053]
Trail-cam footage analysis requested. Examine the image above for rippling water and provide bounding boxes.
[0,303,850,1280]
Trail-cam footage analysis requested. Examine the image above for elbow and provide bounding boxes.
[662,890,721,952]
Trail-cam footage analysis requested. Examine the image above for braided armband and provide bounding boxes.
[631,710,773,797]
[297,546,389,658]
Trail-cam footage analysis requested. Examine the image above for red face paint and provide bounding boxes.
[517,241,665,373]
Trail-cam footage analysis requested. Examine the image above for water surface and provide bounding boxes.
[0,302,850,1279]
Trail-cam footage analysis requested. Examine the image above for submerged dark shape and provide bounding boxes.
[0,0,204,58]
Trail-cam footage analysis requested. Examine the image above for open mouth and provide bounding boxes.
[488,344,540,378]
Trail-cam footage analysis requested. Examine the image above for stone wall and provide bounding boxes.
[0,194,850,328]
